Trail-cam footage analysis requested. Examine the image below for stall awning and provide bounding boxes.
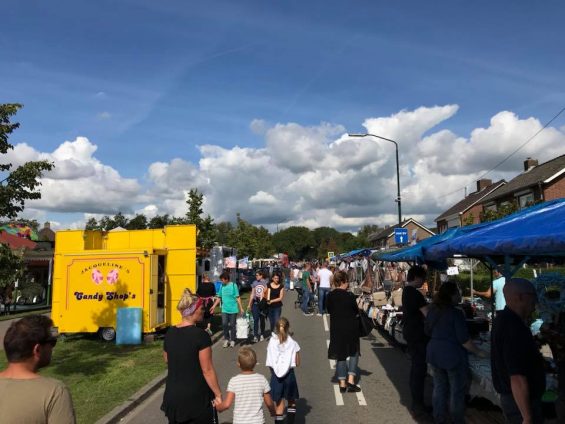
[424,199,565,262]
[334,248,373,260]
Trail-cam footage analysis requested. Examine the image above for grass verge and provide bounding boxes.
[0,336,165,424]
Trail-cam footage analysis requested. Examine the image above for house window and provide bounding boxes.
[518,192,534,209]
[484,203,497,212]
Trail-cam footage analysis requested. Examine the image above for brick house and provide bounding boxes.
[368,218,435,249]
[435,179,506,233]
[480,155,565,212]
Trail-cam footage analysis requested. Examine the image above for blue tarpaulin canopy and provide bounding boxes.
[334,248,373,260]
[424,199,565,264]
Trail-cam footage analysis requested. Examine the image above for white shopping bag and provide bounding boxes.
[290,280,294,290]
[236,316,249,339]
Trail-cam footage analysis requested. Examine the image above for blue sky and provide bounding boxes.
[2,0,565,230]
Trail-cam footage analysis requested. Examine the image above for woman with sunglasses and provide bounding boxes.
[161,289,222,424]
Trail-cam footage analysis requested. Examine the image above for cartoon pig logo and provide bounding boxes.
[107,269,119,285]
[92,269,103,285]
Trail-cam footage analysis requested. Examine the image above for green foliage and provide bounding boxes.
[273,226,315,259]
[462,213,475,226]
[0,104,53,287]
[0,244,24,287]
[215,221,233,245]
[125,214,148,230]
[185,188,216,249]
[356,224,381,246]
[480,200,519,222]
[226,214,274,258]
[0,104,53,219]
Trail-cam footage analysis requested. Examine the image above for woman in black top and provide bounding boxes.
[327,270,361,393]
[196,274,216,335]
[266,273,285,334]
[161,289,222,424]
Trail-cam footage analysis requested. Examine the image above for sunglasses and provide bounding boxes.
[41,338,58,348]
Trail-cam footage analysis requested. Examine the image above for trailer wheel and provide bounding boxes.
[99,327,116,341]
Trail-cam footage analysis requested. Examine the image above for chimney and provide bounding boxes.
[524,158,538,171]
[476,179,492,192]
[44,222,51,229]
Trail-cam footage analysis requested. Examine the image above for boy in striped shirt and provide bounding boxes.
[216,347,275,424]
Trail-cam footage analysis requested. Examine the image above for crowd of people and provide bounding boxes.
[0,260,551,424]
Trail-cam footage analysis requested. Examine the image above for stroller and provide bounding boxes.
[294,286,319,314]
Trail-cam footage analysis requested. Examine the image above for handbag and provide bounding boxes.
[358,312,374,337]
[258,298,269,316]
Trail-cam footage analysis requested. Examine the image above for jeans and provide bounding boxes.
[285,278,290,290]
[251,302,266,338]
[500,393,544,424]
[318,287,330,314]
[431,363,468,424]
[407,340,428,411]
[301,289,312,314]
[336,352,360,380]
[268,306,282,333]
[222,313,237,342]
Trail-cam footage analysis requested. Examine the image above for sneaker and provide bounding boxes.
[229,341,235,348]
[346,383,361,393]
[222,340,229,348]
[316,313,322,316]
[303,312,313,316]
[259,335,264,341]
[252,336,258,343]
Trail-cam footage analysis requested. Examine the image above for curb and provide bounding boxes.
[95,330,225,424]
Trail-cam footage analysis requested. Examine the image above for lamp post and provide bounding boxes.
[348,133,402,226]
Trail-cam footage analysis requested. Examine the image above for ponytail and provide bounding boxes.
[275,317,290,344]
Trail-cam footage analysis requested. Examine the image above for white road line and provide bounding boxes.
[323,314,329,332]
[356,388,367,406]
[333,385,344,406]
[326,340,335,369]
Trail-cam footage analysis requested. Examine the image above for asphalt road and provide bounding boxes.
[120,291,504,424]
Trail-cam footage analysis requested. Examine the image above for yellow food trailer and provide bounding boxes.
[52,225,196,340]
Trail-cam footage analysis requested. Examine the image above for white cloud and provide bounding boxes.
[249,191,277,205]
[14,137,142,214]
[16,106,565,232]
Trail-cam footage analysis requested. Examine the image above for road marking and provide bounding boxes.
[323,314,329,332]
[333,385,344,406]
[356,387,367,406]
[326,340,335,369]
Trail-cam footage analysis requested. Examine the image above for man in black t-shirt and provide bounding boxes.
[401,265,430,417]
[491,278,545,424]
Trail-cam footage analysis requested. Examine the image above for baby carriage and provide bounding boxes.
[294,286,319,314]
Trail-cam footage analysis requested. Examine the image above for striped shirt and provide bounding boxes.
[227,372,271,424]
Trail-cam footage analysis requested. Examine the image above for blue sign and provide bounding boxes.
[394,228,408,244]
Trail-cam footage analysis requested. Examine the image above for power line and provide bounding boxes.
[437,106,565,200]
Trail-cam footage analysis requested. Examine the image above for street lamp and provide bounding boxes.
[348,133,402,226]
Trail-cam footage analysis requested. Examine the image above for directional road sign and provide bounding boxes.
[394,228,408,244]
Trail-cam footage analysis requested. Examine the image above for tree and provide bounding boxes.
[185,188,216,249]
[356,224,381,246]
[272,226,315,260]
[0,244,24,288]
[1,104,53,219]
[148,214,171,229]
[215,221,233,245]
[85,217,100,230]
[0,104,53,288]
[126,214,148,230]
[112,212,129,229]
